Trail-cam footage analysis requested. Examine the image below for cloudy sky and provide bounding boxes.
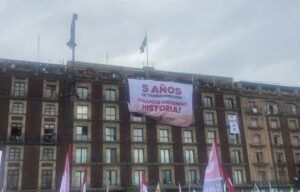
[0,0,300,85]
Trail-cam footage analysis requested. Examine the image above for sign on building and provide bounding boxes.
[228,114,240,134]
[128,79,193,127]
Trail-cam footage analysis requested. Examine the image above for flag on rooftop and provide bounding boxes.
[139,35,147,53]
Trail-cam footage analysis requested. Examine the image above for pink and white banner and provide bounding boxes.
[128,79,193,127]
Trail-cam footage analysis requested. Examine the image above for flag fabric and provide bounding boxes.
[106,184,110,192]
[178,183,182,192]
[155,182,160,192]
[140,171,148,192]
[139,35,147,53]
[59,145,71,192]
[203,141,224,192]
[81,168,87,192]
[221,166,235,192]
[254,183,260,192]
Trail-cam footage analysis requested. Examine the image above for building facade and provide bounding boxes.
[0,58,299,191]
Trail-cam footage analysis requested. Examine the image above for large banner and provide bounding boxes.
[128,79,193,127]
[228,115,240,134]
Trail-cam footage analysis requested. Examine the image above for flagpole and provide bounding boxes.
[145,30,149,68]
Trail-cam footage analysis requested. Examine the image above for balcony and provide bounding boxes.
[244,107,263,116]
[253,161,269,166]
[248,126,263,130]
[250,143,266,148]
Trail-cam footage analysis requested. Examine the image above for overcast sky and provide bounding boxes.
[0,0,300,85]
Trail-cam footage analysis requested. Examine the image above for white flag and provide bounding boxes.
[81,168,87,192]
[155,182,160,192]
[59,146,71,192]
[178,183,182,192]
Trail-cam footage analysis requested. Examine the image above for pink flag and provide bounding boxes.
[60,145,71,192]
[81,168,87,192]
[140,171,148,192]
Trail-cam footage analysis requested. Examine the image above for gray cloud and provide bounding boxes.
[0,0,299,85]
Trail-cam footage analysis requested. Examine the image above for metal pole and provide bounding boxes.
[146,31,149,68]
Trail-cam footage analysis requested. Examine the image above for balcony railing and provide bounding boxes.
[244,107,263,115]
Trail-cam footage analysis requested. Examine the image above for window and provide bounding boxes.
[45,104,55,116]
[289,120,298,129]
[76,126,88,141]
[162,170,172,184]
[45,85,56,98]
[132,114,143,122]
[295,153,300,163]
[106,148,116,163]
[233,170,243,184]
[105,107,116,120]
[159,129,169,142]
[160,149,170,163]
[229,133,239,144]
[255,152,264,163]
[7,170,19,190]
[133,128,143,142]
[41,170,52,189]
[188,170,197,184]
[258,171,266,182]
[273,135,282,146]
[185,149,195,163]
[13,81,25,96]
[8,148,20,160]
[134,170,144,185]
[134,148,144,163]
[77,87,88,99]
[250,118,258,127]
[253,134,261,145]
[278,171,287,182]
[203,97,213,108]
[12,102,23,114]
[42,148,54,160]
[183,130,193,143]
[270,119,279,129]
[231,150,241,163]
[75,148,87,163]
[105,127,116,141]
[207,131,215,144]
[10,123,22,141]
[77,105,88,119]
[105,89,116,101]
[106,170,117,185]
[266,103,279,115]
[292,136,300,146]
[225,98,234,109]
[44,124,56,143]
[284,104,297,115]
[75,171,84,187]
[275,152,285,164]
[205,113,214,125]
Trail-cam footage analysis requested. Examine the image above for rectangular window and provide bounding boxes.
[42,148,54,160]
[183,131,193,143]
[105,127,116,141]
[203,97,212,108]
[43,124,55,143]
[162,170,172,184]
[225,98,234,109]
[160,149,170,163]
[295,153,300,163]
[205,113,214,125]
[134,148,144,163]
[105,107,116,120]
[45,104,55,116]
[105,89,116,101]
[185,149,195,163]
[8,148,20,160]
[270,120,279,129]
[188,170,197,184]
[132,114,143,122]
[207,131,215,144]
[77,87,88,99]
[12,102,23,114]
[13,81,25,96]
[229,133,239,144]
[75,148,87,163]
[256,152,264,163]
[258,171,266,182]
[75,171,84,187]
[76,126,88,141]
[106,148,117,163]
[159,129,169,142]
[276,152,285,164]
[231,150,241,163]
[45,85,56,98]
[7,169,19,190]
[41,170,52,189]
[77,105,88,119]
[289,120,298,129]
[10,123,22,141]
[134,170,144,185]
[278,171,287,182]
[233,170,243,184]
[106,170,117,185]
[133,128,143,142]
[250,118,258,127]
